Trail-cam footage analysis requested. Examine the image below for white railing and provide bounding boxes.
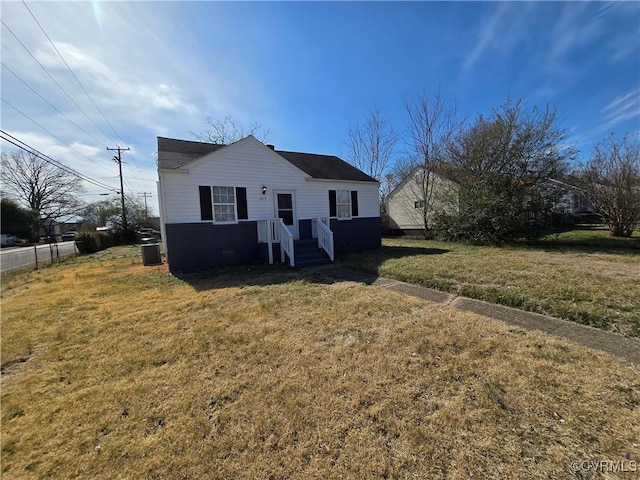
[311,217,330,239]
[257,219,277,264]
[276,219,295,267]
[316,218,334,262]
[257,218,295,266]
[258,217,332,267]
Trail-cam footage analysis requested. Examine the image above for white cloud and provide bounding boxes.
[34,42,111,79]
[598,88,640,133]
[565,89,640,149]
[461,3,511,73]
[548,3,603,62]
[1,1,271,163]
[604,89,640,114]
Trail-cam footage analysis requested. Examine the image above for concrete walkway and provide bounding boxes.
[310,265,640,365]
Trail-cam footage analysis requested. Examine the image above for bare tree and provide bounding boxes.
[80,198,121,229]
[576,134,640,237]
[192,115,270,144]
[403,89,462,236]
[345,109,398,182]
[81,195,151,232]
[1,151,84,235]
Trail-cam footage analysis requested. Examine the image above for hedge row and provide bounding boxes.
[75,231,121,254]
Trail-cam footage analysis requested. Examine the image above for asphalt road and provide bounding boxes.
[0,241,77,273]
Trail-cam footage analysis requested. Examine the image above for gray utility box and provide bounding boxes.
[141,243,162,266]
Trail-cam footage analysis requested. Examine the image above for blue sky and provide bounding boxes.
[1,1,639,215]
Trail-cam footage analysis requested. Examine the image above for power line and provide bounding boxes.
[1,130,119,192]
[1,61,107,147]
[21,0,125,145]
[6,9,151,192]
[1,97,115,178]
[1,130,117,192]
[3,12,154,197]
[0,19,117,147]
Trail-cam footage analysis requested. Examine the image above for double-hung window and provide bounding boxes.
[336,190,351,218]
[329,189,359,219]
[212,186,236,223]
[199,186,248,223]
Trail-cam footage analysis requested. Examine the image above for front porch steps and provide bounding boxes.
[294,239,331,267]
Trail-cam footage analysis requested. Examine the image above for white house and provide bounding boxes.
[157,135,381,273]
[387,167,596,235]
[387,166,458,235]
[545,178,594,215]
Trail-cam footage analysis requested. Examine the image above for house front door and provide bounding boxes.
[273,190,298,239]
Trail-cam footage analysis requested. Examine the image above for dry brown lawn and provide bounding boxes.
[2,247,639,479]
[339,236,640,336]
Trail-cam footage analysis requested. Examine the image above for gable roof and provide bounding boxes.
[157,137,226,169]
[387,165,456,199]
[157,136,378,183]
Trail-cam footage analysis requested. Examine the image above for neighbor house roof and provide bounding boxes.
[157,136,378,183]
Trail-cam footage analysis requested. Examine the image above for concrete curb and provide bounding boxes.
[310,266,640,365]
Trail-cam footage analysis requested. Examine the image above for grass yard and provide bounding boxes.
[339,230,640,337]
[1,246,639,479]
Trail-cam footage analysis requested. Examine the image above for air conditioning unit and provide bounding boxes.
[141,244,162,266]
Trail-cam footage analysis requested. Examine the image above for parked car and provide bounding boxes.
[137,228,161,237]
[1,234,18,247]
[61,231,77,241]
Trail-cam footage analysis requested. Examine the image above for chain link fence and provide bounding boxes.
[0,242,79,273]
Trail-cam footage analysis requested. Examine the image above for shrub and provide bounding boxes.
[431,207,529,245]
[75,231,116,254]
[75,232,99,254]
[96,232,114,250]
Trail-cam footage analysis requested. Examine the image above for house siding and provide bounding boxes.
[164,222,258,273]
[161,139,379,224]
[165,218,381,272]
[330,217,381,254]
[388,170,458,231]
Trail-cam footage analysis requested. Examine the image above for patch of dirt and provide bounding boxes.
[1,353,33,383]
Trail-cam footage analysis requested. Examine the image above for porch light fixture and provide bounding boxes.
[261,185,267,195]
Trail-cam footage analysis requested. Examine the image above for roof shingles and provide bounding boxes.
[157,136,377,183]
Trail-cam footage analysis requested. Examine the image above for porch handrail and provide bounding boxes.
[316,218,334,261]
[276,219,295,267]
[257,219,279,264]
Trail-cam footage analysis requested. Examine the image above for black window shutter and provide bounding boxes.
[236,187,248,220]
[351,190,359,217]
[329,190,337,217]
[199,186,212,221]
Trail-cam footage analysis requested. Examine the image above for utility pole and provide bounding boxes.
[138,192,152,222]
[107,146,130,235]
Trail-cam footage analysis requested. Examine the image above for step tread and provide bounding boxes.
[294,239,318,246]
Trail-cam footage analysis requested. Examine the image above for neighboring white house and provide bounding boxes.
[387,166,458,235]
[546,178,594,215]
[157,135,381,273]
[387,168,596,235]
